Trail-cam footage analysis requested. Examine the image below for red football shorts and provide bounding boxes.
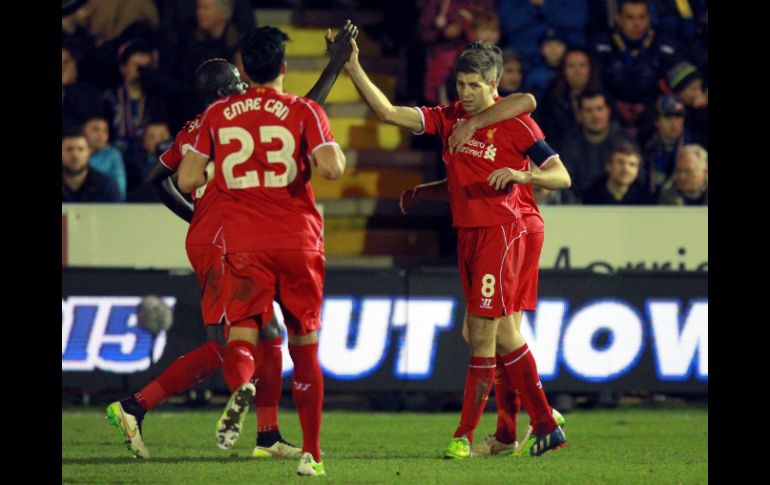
[222,249,325,335]
[185,243,226,325]
[458,221,535,318]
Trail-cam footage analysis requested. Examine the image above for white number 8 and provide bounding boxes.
[481,274,496,297]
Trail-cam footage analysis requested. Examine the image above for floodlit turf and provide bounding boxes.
[63,406,707,484]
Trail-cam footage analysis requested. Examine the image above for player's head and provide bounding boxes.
[62,126,91,175]
[460,40,504,84]
[240,26,290,85]
[605,141,642,188]
[454,42,501,114]
[194,58,248,105]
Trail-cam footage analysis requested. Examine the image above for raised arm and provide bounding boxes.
[305,21,358,105]
[345,39,424,132]
[147,161,194,222]
[448,93,537,153]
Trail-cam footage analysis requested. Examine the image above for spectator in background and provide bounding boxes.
[558,90,637,200]
[86,0,160,47]
[592,0,679,136]
[62,45,111,132]
[125,121,172,196]
[497,0,587,67]
[523,28,567,99]
[108,39,168,161]
[62,127,121,203]
[658,144,707,206]
[443,10,502,103]
[647,0,708,43]
[62,0,95,66]
[83,116,127,201]
[163,0,244,124]
[582,141,654,205]
[664,61,707,144]
[418,0,494,104]
[536,47,603,147]
[160,0,256,45]
[642,95,703,193]
[497,49,526,96]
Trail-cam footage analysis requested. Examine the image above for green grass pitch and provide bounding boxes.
[63,406,707,484]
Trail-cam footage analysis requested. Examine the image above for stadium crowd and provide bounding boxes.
[62,0,707,206]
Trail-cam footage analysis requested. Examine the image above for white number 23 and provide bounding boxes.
[220,125,297,189]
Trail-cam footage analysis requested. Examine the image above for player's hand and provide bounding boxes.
[399,186,420,215]
[448,118,480,153]
[488,168,531,191]
[328,20,359,67]
[345,38,361,70]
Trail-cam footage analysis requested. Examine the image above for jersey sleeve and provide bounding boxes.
[191,110,214,159]
[158,135,183,171]
[414,106,445,136]
[299,97,337,156]
[511,114,559,168]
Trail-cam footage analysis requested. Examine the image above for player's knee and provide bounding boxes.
[467,328,495,354]
[201,340,224,367]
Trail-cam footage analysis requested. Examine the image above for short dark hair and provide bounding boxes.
[607,141,641,164]
[240,27,290,84]
[84,115,108,125]
[62,125,85,140]
[619,0,649,12]
[117,38,154,66]
[455,42,501,84]
[194,58,247,104]
[577,89,608,110]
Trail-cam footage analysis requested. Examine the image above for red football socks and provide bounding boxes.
[500,344,557,435]
[453,356,496,443]
[255,336,283,432]
[222,340,259,392]
[135,340,223,411]
[289,343,324,462]
[494,356,520,444]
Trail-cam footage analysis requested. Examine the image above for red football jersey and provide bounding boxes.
[159,114,223,246]
[192,86,335,252]
[417,101,553,231]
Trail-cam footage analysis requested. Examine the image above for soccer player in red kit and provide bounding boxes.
[104,59,249,460]
[177,26,347,477]
[402,41,569,457]
[105,23,357,463]
[345,39,571,459]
